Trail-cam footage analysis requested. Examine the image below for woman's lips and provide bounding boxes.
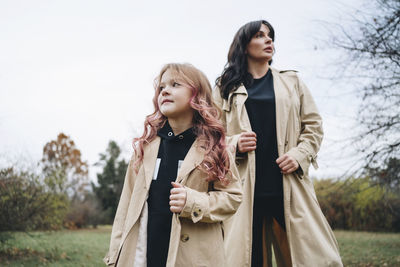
[162,99,173,104]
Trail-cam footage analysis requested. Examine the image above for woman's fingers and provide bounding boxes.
[238,132,257,153]
[240,145,257,153]
[240,140,257,147]
[169,200,184,206]
[241,131,257,138]
[282,166,298,174]
[240,137,257,143]
[276,154,299,174]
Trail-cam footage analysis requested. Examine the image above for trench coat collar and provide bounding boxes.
[223,67,292,109]
[223,84,247,112]
[176,139,204,184]
[142,136,204,189]
[142,137,161,190]
[222,67,293,155]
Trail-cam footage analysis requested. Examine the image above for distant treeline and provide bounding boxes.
[1,133,399,235]
[315,175,400,232]
[0,133,126,236]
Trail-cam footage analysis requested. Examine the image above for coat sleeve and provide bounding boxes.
[103,153,137,266]
[286,75,324,177]
[179,150,243,223]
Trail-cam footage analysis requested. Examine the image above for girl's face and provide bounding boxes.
[157,68,194,120]
[246,23,274,63]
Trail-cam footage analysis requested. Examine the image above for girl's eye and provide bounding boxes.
[159,86,164,91]
[173,82,180,87]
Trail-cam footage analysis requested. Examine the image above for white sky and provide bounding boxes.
[0,0,364,182]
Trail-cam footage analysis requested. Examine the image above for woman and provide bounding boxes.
[104,63,242,267]
[213,20,342,267]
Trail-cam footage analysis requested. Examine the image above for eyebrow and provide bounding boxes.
[258,30,269,34]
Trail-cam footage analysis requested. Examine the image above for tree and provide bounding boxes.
[325,0,400,171]
[64,192,105,229]
[92,141,128,222]
[0,167,68,232]
[367,157,400,228]
[41,133,89,198]
[315,176,399,231]
[368,157,400,194]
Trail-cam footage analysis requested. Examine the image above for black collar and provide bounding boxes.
[157,121,196,142]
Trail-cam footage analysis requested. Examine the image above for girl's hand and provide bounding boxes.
[237,131,257,153]
[276,154,299,174]
[170,182,187,213]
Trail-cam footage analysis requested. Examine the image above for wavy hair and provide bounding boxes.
[133,63,231,184]
[216,20,275,99]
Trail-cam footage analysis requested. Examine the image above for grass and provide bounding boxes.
[0,226,111,267]
[0,228,399,266]
[335,230,400,266]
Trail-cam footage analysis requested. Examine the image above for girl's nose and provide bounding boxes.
[161,86,170,95]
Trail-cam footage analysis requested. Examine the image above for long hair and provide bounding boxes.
[133,63,231,184]
[215,20,275,99]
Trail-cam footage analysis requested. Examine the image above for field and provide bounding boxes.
[0,227,399,266]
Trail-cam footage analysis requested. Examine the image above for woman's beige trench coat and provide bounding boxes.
[103,137,242,267]
[213,68,343,267]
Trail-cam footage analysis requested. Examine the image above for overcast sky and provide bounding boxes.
[0,0,365,181]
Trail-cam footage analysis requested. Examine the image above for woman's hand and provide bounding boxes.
[276,154,299,174]
[237,131,257,153]
[170,182,187,213]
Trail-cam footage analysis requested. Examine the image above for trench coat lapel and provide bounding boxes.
[224,70,292,156]
[141,137,204,187]
[176,139,204,184]
[223,84,248,112]
[272,68,293,156]
[142,137,161,189]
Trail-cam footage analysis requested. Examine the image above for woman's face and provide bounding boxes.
[157,68,194,120]
[246,23,274,63]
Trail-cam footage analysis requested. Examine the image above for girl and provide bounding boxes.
[104,63,242,267]
[213,20,343,266]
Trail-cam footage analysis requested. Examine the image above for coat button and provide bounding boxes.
[193,208,201,217]
[178,135,184,139]
[180,234,189,242]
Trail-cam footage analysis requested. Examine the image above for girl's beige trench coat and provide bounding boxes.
[103,137,243,267]
[213,68,343,267]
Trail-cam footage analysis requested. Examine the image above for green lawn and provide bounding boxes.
[0,226,111,267]
[0,228,399,266]
[335,230,400,266]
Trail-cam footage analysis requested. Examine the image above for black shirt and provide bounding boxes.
[245,69,283,197]
[147,121,196,267]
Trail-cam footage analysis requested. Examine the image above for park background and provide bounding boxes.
[1,0,399,266]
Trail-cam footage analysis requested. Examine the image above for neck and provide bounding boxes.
[168,114,193,135]
[247,59,270,79]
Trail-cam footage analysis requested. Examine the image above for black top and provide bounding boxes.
[147,121,196,267]
[245,69,283,197]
